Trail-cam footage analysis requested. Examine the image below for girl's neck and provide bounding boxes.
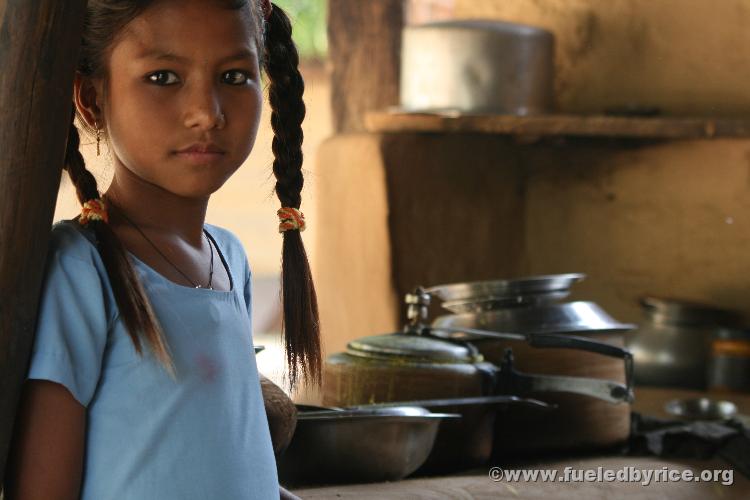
[104,170,209,247]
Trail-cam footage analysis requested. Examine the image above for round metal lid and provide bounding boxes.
[426,274,585,308]
[431,301,634,337]
[347,333,479,363]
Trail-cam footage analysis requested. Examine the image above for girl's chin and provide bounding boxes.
[170,177,232,199]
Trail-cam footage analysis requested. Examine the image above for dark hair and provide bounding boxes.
[67,0,321,389]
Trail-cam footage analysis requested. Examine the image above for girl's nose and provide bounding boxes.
[183,84,225,131]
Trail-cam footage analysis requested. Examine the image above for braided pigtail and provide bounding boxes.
[64,105,175,377]
[263,4,321,390]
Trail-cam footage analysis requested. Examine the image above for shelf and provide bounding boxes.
[365,110,750,140]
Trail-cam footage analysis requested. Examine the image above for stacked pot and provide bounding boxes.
[427,274,635,458]
[323,274,635,472]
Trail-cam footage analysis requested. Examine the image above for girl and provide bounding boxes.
[5,1,319,499]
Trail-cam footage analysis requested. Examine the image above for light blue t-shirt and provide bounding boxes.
[26,220,279,500]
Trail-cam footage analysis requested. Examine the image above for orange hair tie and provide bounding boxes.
[80,198,109,225]
[261,0,272,20]
[277,207,306,233]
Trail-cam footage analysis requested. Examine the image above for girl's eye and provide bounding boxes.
[146,71,180,86]
[221,70,252,85]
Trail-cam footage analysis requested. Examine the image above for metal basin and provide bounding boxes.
[277,406,457,485]
[432,301,634,337]
[347,396,551,474]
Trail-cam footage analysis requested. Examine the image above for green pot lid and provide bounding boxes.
[347,332,480,363]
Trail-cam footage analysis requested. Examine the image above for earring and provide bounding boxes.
[95,122,101,156]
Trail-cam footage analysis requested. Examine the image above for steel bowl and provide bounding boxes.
[432,301,634,337]
[277,406,457,485]
[348,396,551,473]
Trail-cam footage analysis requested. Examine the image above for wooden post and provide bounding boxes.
[328,0,405,133]
[0,0,87,486]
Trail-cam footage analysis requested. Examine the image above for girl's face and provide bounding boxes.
[100,0,262,199]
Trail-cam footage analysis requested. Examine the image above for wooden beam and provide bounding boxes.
[366,111,750,140]
[0,0,87,486]
[328,0,405,133]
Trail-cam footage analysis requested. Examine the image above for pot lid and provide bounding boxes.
[347,332,480,363]
[426,274,585,312]
[432,301,634,337]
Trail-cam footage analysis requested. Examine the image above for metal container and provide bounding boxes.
[627,297,740,390]
[323,333,498,409]
[277,406,456,485]
[709,328,750,393]
[427,274,584,313]
[418,280,635,454]
[400,20,555,114]
[347,395,551,474]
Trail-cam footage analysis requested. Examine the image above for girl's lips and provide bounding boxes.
[174,150,226,164]
[175,142,226,154]
[175,144,224,163]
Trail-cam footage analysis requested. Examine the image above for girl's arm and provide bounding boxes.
[4,380,86,500]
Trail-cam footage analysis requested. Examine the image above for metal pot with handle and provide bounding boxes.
[418,278,637,455]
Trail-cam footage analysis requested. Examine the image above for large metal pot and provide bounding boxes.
[400,20,555,114]
[324,333,498,410]
[627,297,740,390]
[430,299,634,442]
[422,277,636,455]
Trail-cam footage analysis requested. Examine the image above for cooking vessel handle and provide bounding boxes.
[495,350,634,404]
[345,395,553,411]
[526,332,630,359]
[501,370,632,404]
[428,326,631,360]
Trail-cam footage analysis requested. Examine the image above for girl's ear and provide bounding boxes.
[73,73,103,128]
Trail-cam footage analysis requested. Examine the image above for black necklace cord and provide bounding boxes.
[105,198,215,289]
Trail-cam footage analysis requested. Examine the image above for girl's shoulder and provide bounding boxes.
[204,223,251,273]
[203,223,242,249]
[48,218,102,265]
